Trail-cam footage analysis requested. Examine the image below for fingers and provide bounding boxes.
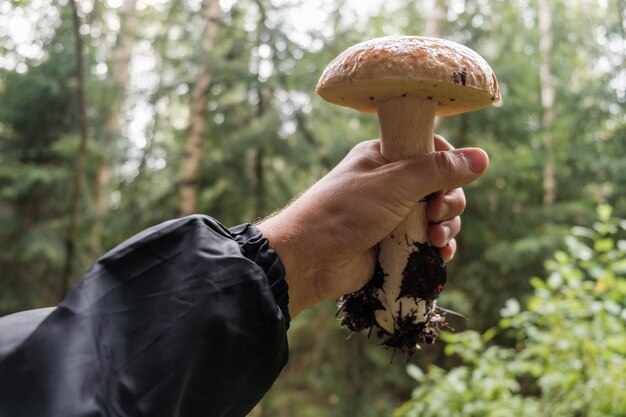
[427,188,464,262]
[428,137,470,262]
[400,147,489,198]
[433,134,454,151]
[428,216,461,247]
[438,238,457,263]
[426,188,466,223]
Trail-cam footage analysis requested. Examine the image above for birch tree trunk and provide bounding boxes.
[178,0,222,217]
[539,0,557,206]
[61,0,89,296]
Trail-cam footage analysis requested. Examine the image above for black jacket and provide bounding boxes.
[0,215,290,417]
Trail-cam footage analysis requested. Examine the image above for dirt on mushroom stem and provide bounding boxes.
[337,243,452,359]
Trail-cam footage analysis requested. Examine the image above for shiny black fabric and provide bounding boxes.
[0,215,290,417]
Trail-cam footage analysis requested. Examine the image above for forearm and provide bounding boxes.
[0,216,290,417]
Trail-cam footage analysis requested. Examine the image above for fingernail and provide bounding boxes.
[462,149,489,173]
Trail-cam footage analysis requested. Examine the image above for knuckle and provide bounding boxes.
[453,216,462,235]
[434,134,454,151]
[350,141,384,171]
[449,192,466,216]
[434,151,455,176]
[353,139,379,153]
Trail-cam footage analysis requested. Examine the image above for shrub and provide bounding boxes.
[395,205,626,417]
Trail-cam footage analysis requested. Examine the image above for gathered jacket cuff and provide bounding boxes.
[230,223,291,328]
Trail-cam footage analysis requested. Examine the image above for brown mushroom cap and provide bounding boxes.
[316,36,501,116]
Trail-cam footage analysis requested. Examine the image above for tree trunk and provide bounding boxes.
[456,112,470,147]
[61,0,89,297]
[253,144,266,217]
[250,84,267,216]
[89,0,137,258]
[618,0,626,67]
[178,0,222,217]
[424,0,445,38]
[425,0,446,130]
[251,0,272,218]
[538,0,556,206]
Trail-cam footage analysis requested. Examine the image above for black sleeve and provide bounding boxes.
[0,215,290,417]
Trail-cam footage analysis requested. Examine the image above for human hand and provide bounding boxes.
[257,135,488,317]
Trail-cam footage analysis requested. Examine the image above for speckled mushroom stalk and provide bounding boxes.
[373,95,439,334]
[316,36,500,356]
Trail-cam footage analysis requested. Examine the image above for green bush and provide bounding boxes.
[395,205,626,417]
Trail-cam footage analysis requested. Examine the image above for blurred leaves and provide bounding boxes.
[396,207,626,417]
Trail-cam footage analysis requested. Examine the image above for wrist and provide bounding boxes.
[257,208,318,317]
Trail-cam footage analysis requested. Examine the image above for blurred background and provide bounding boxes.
[0,0,625,415]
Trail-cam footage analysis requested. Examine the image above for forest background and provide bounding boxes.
[1,0,625,415]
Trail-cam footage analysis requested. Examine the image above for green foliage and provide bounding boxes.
[1,0,625,413]
[254,302,418,417]
[436,0,626,327]
[396,206,626,417]
[0,4,82,310]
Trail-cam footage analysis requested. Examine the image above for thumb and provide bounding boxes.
[408,148,489,196]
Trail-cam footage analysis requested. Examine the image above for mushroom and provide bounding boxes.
[316,36,500,355]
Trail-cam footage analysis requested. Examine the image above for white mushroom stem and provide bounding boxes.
[373,95,438,334]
